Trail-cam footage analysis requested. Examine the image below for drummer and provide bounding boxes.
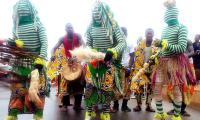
[48,23,85,111]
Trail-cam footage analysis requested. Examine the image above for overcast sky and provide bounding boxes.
[0,0,200,58]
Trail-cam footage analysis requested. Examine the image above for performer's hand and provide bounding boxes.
[34,58,46,70]
[125,68,131,77]
[15,39,24,48]
[150,54,157,60]
[50,56,55,61]
[153,39,162,47]
[34,64,43,70]
[161,39,168,50]
[104,51,113,62]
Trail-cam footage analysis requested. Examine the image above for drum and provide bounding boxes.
[62,57,82,81]
[59,66,86,96]
[59,57,85,96]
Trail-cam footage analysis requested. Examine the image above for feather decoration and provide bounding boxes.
[70,47,105,62]
[164,0,176,8]
[28,69,41,104]
[15,39,24,48]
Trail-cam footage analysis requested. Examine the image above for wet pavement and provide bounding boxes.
[0,84,199,120]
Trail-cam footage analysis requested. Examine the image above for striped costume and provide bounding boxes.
[161,24,187,56]
[85,1,126,120]
[11,0,47,58]
[152,1,196,120]
[5,0,48,120]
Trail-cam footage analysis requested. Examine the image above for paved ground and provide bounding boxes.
[0,84,199,120]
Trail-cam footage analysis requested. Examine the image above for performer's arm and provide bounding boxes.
[167,26,188,53]
[38,25,48,59]
[6,31,17,46]
[113,26,126,55]
[77,34,85,47]
[51,38,63,56]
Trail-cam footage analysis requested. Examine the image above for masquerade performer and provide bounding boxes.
[4,0,48,120]
[152,0,196,120]
[132,28,156,112]
[48,23,85,111]
[84,1,126,120]
[111,27,133,113]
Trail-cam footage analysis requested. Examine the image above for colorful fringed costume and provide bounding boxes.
[85,1,126,120]
[5,0,48,120]
[131,39,157,111]
[167,40,196,116]
[152,0,196,120]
